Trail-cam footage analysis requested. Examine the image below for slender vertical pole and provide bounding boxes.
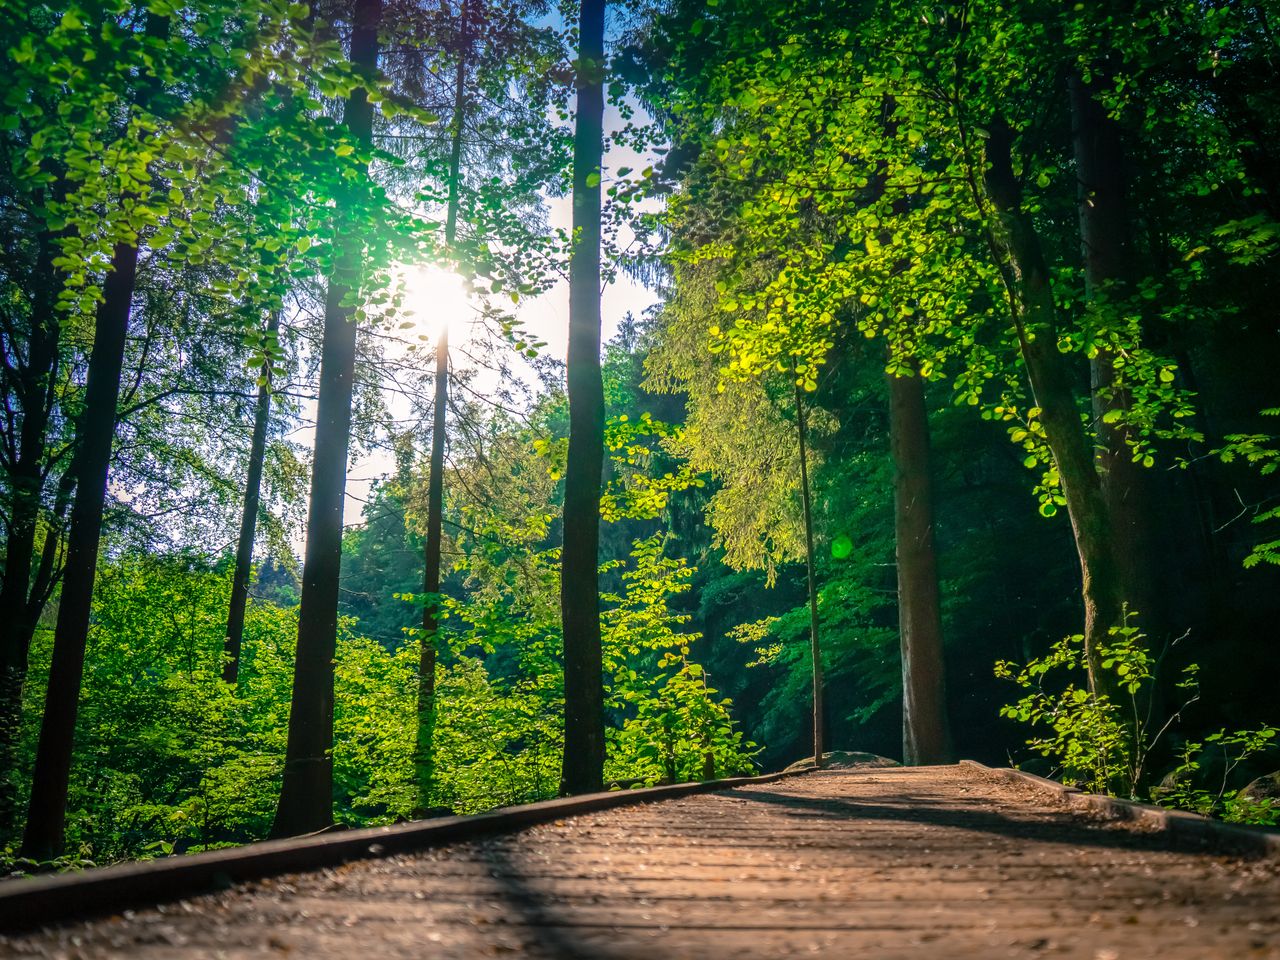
[224,309,280,685]
[795,387,824,767]
[416,0,469,812]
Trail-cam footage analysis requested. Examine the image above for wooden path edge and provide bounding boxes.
[960,759,1280,858]
[0,768,812,932]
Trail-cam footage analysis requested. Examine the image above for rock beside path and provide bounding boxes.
[783,750,900,773]
[1242,770,1280,802]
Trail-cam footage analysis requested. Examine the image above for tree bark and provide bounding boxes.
[271,0,380,838]
[18,9,172,858]
[0,191,66,826]
[19,238,141,861]
[887,368,952,764]
[0,480,71,833]
[1069,73,1159,636]
[795,388,824,767]
[222,309,280,685]
[416,0,469,812]
[559,0,607,796]
[983,118,1123,697]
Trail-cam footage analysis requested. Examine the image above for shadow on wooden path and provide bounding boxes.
[4,765,1279,958]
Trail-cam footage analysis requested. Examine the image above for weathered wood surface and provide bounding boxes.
[6,765,1280,958]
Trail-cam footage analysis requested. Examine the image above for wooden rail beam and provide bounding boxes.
[0,768,809,932]
[960,759,1280,858]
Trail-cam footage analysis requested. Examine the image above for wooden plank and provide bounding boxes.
[4,765,1279,959]
[0,769,806,931]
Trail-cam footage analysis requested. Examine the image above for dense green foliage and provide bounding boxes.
[996,618,1278,824]
[2,0,1280,867]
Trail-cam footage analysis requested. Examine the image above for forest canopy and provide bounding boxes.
[1,0,1278,867]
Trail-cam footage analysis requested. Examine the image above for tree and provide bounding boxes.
[415,0,472,815]
[980,117,1128,696]
[272,0,383,838]
[0,176,73,830]
[637,0,1212,696]
[887,368,951,764]
[793,388,824,765]
[6,0,327,856]
[560,0,607,796]
[223,310,282,685]
[1067,67,1168,651]
[20,9,177,861]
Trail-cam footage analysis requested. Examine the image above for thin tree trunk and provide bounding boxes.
[887,368,952,765]
[271,0,380,838]
[0,191,65,826]
[560,0,607,797]
[1069,73,1159,636]
[415,326,446,812]
[0,472,72,835]
[983,119,1123,698]
[416,0,469,812]
[795,387,824,767]
[23,472,74,635]
[19,236,141,860]
[18,10,172,858]
[222,310,280,685]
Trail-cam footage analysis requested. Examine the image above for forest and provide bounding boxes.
[1,0,1278,871]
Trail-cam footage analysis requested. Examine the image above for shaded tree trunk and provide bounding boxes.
[887,369,952,765]
[559,0,607,797]
[0,473,72,834]
[795,388,824,767]
[19,237,141,860]
[983,118,1123,698]
[19,11,172,858]
[271,0,380,838]
[416,0,470,812]
[0,191,66,826]
[1069,73,1160,637]
[222,309,281,685]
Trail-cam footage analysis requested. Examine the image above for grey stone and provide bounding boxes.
[784,750,901,773]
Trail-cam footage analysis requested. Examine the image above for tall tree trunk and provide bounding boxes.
[222,310,281,685]
[983,119,1123,698]
[18,10,172,858]
[795,388,824,767]
[560,0,607,797]
[0,192,65,827]
[19,238,141,860]
[415,325,447,813]
[887,368,952,764]
[271,0,380,838]
[1069,73,1159,637]
[0,477,72,835]
[416,0,469,812]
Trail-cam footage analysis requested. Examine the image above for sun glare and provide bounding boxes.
[395,265,470,345]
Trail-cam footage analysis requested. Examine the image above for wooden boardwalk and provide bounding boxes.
[5,765,1280,958]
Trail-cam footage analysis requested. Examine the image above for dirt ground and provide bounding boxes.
[3,765,1279,959]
